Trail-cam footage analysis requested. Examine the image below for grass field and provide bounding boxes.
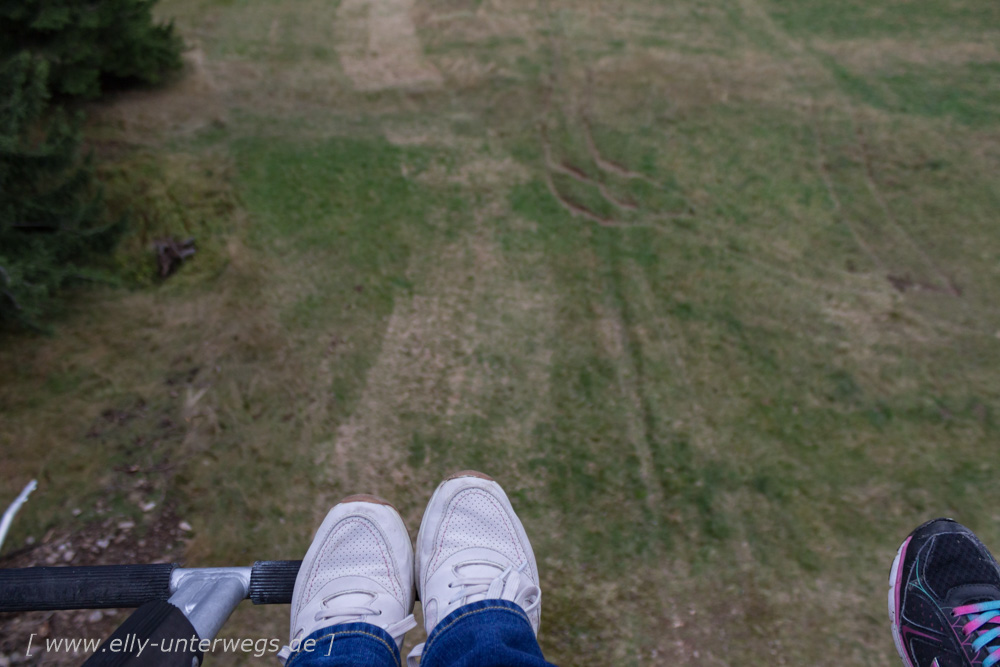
[3,0,1000,664]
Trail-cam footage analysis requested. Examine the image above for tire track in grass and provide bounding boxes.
[589,238,729,659]
[542,165,621,226]
[538,118,640,228]
[577,69,663,188]
[621,260,715,460]
[543,140,640,211]
[580,113,663,188]
[595,237,717,526]
[533,25,694,658]
[537,37,693,230]
[594,295,665,517]
[538,107,691,227]
[539,0,728,546]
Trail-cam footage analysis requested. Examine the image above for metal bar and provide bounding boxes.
[0,561,301,612]
[168,569,250,641]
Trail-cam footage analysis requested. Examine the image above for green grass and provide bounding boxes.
[827,58,1000,126]
[765,0,1000,39]
[3,0,1000,665]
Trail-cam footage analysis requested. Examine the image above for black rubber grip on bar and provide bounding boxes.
[249,560,300,604]
[0,564,177,612]
[84,600,202,667]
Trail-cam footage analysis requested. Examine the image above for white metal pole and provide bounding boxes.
[0,479,38,552]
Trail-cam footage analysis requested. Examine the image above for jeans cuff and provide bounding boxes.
[423,599,533,658]
[285,622,401,667]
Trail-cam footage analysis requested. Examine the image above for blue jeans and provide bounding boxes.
[285,600,557,667]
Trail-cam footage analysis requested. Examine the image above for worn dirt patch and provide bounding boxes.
[335,0,443,91]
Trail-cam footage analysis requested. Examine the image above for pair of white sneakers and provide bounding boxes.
[280,471,542,666]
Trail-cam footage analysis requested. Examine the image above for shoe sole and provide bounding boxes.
[888,534,916,667]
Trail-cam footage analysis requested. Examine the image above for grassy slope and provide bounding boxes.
[3,0,1000,664]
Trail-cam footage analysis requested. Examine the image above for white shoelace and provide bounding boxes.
[278,603,417,663]
[406,563,540,666]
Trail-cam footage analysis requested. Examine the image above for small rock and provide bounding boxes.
[0,654,10,667]
[25,536,35,545]
[118,520,135,531]
[140,501,157,513]
[62,550,75,562]
[71,508,82,517]
[178,521,193,532]
[45,553,59,565]
[87,611,104,623]
[96,538,110,549]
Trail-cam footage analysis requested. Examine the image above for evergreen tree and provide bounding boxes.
[0,52,118,327]
[0,0,183,100]
[0,0,182,327]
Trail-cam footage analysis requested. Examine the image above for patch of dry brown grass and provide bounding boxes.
[813,36,1000,73]
[336,0,444,91]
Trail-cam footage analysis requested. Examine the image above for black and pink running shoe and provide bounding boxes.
[889,518,1000,667]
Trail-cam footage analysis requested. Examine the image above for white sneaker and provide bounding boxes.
[406,472,541,666]
[279,495,417,664]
